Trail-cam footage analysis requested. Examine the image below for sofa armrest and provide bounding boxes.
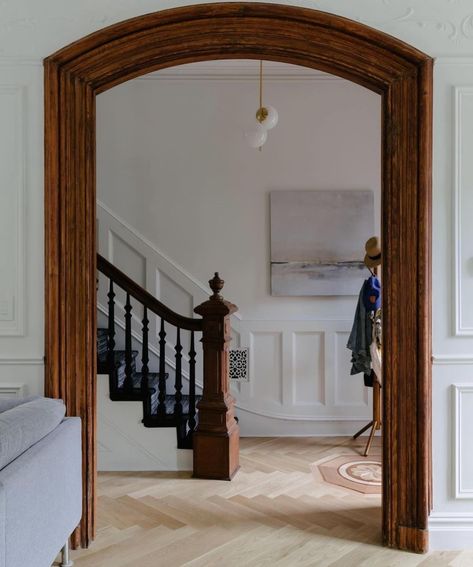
[0,417,82,567]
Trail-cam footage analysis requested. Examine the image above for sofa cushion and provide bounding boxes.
[0,396,39,414]
[0,397,66,470]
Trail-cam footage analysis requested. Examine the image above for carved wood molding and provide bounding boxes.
[43,2,433,552]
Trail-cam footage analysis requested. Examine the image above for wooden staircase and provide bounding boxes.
[97,253,241,479]
[97,255,202,449]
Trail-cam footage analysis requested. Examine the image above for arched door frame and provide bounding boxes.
[44,2,432,553]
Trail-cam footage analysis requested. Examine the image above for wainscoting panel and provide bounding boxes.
[292,331,325,406]
[249,331,283,405]
[0,85,25,336]
[454,87,473,335]
[453,384,473,498]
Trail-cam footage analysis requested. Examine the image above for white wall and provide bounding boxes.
[96,62,381,436]
[1,0,473,549]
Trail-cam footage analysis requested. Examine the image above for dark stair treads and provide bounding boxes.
[96,325,199,449]
[144,394,202,427]
[97,349,138,380]
[97,328,109,357]
[97,350,138,374]
[109,372,165,402]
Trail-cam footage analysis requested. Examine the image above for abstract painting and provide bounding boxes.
[270,190,374,296]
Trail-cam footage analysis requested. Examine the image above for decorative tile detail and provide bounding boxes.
[313,454,382,494]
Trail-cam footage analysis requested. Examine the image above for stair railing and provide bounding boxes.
[97,254,240,477]
[97,254,202,442]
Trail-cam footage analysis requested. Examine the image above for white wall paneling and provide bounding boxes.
[0,85,25,336]
[453,384,473,499]
[454,86,473,335]
[0,61,44,395]
[292,331,325,406]
[0,383,26,398]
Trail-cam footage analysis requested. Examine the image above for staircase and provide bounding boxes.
[97,254,202,450]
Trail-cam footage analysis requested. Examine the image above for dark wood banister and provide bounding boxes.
[97,254,203,332]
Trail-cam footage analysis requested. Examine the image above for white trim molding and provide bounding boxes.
[432,355,473,365]
[0,383,26,397]
[0,357,43,365]
[453,86,473,336]
[453,384,473,499]
[429,512,473,550]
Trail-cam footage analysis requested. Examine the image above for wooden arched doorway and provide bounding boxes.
[44,2,432,553]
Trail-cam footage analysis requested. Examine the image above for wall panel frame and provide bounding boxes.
[43,2,433,552]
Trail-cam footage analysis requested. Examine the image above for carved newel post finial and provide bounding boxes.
[209,272,224,300]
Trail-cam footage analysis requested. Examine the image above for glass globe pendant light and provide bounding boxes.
[244,61,279,150]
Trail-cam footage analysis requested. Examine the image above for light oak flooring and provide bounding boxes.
[65,437,471,566]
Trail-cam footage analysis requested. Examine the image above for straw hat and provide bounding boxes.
[364,236,382,268]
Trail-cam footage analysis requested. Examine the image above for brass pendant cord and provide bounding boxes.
[259,60,263,110]
[258,60,263,151]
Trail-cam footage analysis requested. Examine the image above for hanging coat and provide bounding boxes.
[347,279,373,376]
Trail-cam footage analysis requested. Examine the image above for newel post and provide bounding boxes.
[193,273,240,480]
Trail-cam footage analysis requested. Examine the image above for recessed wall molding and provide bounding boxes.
[0,357,43,365]
[234,404,373,422]
[453,384,473,499]
[432,355,473,365]
[0,383,26,397]
[453,86,473,336]
[0,84,26,337]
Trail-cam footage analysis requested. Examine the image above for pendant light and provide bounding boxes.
[244,61,279,149]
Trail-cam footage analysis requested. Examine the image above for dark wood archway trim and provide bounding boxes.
[44,2,432,553]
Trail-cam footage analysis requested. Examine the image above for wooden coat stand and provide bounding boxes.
[353,379,381,456]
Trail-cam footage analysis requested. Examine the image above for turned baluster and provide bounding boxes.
[107,280,116,390]
[157,318,167,416]
[188,331,197,434]
[141,306,149,394]
[174,328,183,417]
[124,292,133,392]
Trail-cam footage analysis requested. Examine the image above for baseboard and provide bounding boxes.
[237,406,379,436]
[429,513,473,549]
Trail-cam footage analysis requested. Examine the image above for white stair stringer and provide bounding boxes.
[97,374,193,471]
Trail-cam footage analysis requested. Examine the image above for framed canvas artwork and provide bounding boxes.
[270,190,375,296]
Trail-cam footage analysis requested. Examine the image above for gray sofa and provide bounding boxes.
[0,397,82,567]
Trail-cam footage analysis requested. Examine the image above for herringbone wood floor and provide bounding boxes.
[64,437,470,566]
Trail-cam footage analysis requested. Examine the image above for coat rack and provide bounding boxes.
[353,240,382,457]
[353,374,381,456]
